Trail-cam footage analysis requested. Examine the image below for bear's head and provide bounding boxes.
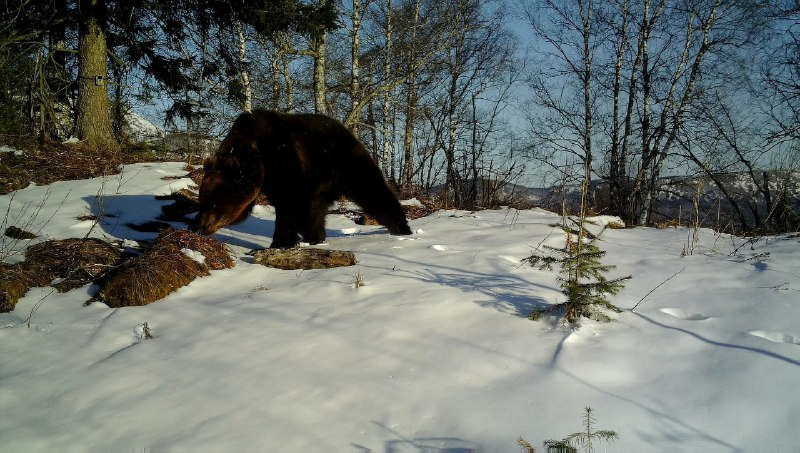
[192,145,263,235]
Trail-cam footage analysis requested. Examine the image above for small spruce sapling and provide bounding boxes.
[544,407,619,453]
[525,220,630,323]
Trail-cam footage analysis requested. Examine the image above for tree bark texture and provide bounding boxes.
[76,0,116,150]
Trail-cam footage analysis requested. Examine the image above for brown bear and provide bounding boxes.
[192,109,412,248]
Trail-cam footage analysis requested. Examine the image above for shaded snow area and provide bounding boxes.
[1,162,799,452]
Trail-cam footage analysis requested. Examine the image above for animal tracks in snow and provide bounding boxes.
[658,308,800,347]
[659,307,711,321]
[748,330,800,346]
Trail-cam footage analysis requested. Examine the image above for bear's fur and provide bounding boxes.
[193,109,412,248]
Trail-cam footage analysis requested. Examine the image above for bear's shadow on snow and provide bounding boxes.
[84,194,389,249]
[83,194,177,241]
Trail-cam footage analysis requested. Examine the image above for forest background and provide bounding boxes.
[1,0,798,233]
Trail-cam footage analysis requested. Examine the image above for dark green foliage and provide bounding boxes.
[1,0,340,139]
[542,440,577,453]
[525,223,630,323]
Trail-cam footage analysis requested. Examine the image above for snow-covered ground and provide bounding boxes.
[1,162,798,452]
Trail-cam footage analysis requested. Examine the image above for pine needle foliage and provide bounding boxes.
[525,221,631,324]
[544,407,619,453]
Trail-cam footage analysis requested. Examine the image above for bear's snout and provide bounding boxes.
[191,213,220,235]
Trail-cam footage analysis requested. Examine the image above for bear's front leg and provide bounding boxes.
[271,205,302,248]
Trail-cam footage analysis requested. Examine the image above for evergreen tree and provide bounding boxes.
[525,218,630,324]
[544,407,619,453]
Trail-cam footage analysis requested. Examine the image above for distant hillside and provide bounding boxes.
[447,171,799,232]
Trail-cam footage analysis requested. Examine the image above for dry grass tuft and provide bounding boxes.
[96,228,232,308]
[250,248,357,270]
[0,238,122,312]
[0,263,36,312]
[4,226,37,239]
[0,144,163,195]
[157,228,233,270]
[655,218,682,229]
[354,213,382,226]
[402,201,437,220]
[24,238,123,291]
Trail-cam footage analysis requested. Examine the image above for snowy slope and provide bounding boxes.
[1,163,798,452]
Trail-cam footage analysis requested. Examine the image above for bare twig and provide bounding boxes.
[631,268,686,312]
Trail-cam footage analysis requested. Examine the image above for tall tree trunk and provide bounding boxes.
[312,33,327,115]
[381,0,393,175]
[401,0,421,194]
[349,0,362,134]
[281,34,294,112]
[446,60,460,207]
[609,0,629,218]
[236,20,252,112]
[76,0,116,151]
[630,0,666,225]
[401,78,417,193]
[47,0,70,140]
[579,0,593,207]
[109,52,125,139]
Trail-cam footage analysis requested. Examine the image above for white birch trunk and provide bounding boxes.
[313,33,327,115]
[381,0,392,174]
[350,0,361,133]
[236,20,252,112]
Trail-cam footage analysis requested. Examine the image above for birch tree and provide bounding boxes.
[521,0,599,202]
[524,0,774,225]
[235,20,253,112]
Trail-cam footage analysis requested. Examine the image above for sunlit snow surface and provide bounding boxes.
[1,162,799,451]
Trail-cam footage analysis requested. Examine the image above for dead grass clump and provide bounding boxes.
[251,248,357,270]
[0,263,36,312]
[96,228,232,308]
[655,218,682,229]
[402,200,437,220]
[0,160,30,193]
[96,250,206,308]
[4,226,37,239]
[158,228,233,270]
[354,213,381,226]
[0,238,123,312]
[0,143,169,195]
[25,238,123,291]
